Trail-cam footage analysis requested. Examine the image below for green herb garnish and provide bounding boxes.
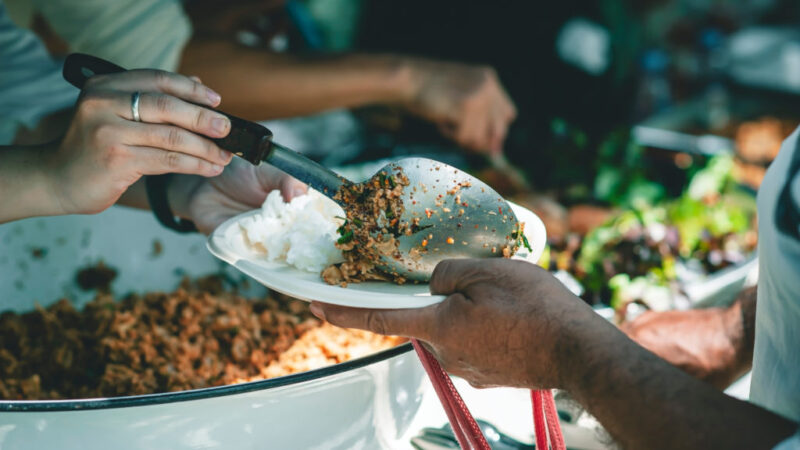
[521,234,533,252]
[337,230,354,244]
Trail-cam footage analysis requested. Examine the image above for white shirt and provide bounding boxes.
[0,0,76,144]
[751,126,800,447]
[0,0,191,145]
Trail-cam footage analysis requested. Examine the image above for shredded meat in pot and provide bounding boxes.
[0,279,402,400]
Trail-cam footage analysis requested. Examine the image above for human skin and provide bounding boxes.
[179,39,516,154]
[620,286,757,389]
[0,70,233,223]
[310,259,797,449]
[119,157,306,235]
[0,69,305,228]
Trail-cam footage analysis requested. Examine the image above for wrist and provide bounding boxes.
[548,305,612,391]
[0,142,65,223]
[390,56,423,105]
[24,142,68,216]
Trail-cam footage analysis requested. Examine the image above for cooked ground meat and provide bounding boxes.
[0,279,402,400]
[75,261,118,292]
[324,169,413,286]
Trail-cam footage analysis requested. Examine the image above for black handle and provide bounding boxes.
[63,53,125,89]
[62,53,352,202]
[62,53,271,165]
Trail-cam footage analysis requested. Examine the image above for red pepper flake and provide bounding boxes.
[425,208,433,218]
[446,237,455,245]
[498,207,503,214]
[421,239,428,247]
[462,202,469,207]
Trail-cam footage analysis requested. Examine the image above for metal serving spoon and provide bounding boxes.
[63,54,518,282]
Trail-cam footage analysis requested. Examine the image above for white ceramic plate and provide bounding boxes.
[207,201,546,309]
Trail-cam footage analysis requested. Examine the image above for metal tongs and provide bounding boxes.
[63,53,520,282]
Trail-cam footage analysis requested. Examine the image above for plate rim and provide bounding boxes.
[207,200,546,309]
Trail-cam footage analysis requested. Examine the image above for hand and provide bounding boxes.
[173,157,307,234]
[620,294,752,389]
[310,258,601,389]
[48,70,235,215]
[404,60,517,154]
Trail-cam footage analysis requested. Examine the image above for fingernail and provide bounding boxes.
[212,117,230,136]
[220,150,233,163]
[207,89,221,105]
[212,164,224,174]
[291,187,306,199]
[309,302,326,321]
[190,75,202,83]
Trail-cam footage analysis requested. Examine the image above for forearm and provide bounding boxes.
[563,317,795,449]
[179,38,415,120]
[0,143,64,223]
[730,286,757,376]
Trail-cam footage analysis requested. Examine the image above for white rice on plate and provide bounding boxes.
[238,190,344,272]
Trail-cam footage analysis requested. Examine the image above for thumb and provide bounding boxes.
[310,301,437,340]
[280,174,307,202]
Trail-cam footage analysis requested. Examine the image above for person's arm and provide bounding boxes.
[0,142,64,222]
[620,286,756,389]
[311,259,797,449]
[179,39,516,153]
[566,301,792,450]
[1,70,234,225]
[181,40,411,119]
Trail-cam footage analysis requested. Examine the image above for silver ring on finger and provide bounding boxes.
[131,91,141,122]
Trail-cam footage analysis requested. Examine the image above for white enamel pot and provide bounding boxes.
[0,207,426,449]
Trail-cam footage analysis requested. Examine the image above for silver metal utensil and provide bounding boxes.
[373,158,518,281]
[63,54,519,282]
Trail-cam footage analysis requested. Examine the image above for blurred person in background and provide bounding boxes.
[4,0,515,156]
[0,0,305,231]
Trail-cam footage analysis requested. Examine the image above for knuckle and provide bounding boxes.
[191,79,204,98]
[364,311,388,336]
[154,94,172,116]
[194,109,210,131]
[92,122,116,144]
[83,74,109,89]
[77,92,105,113]
[163,151,183,170]
[165,127,184,148]
[153,70,172,90]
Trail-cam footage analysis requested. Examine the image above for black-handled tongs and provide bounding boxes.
[62,53,346,198]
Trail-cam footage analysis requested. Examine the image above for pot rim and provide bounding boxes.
[0,342,413,412]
